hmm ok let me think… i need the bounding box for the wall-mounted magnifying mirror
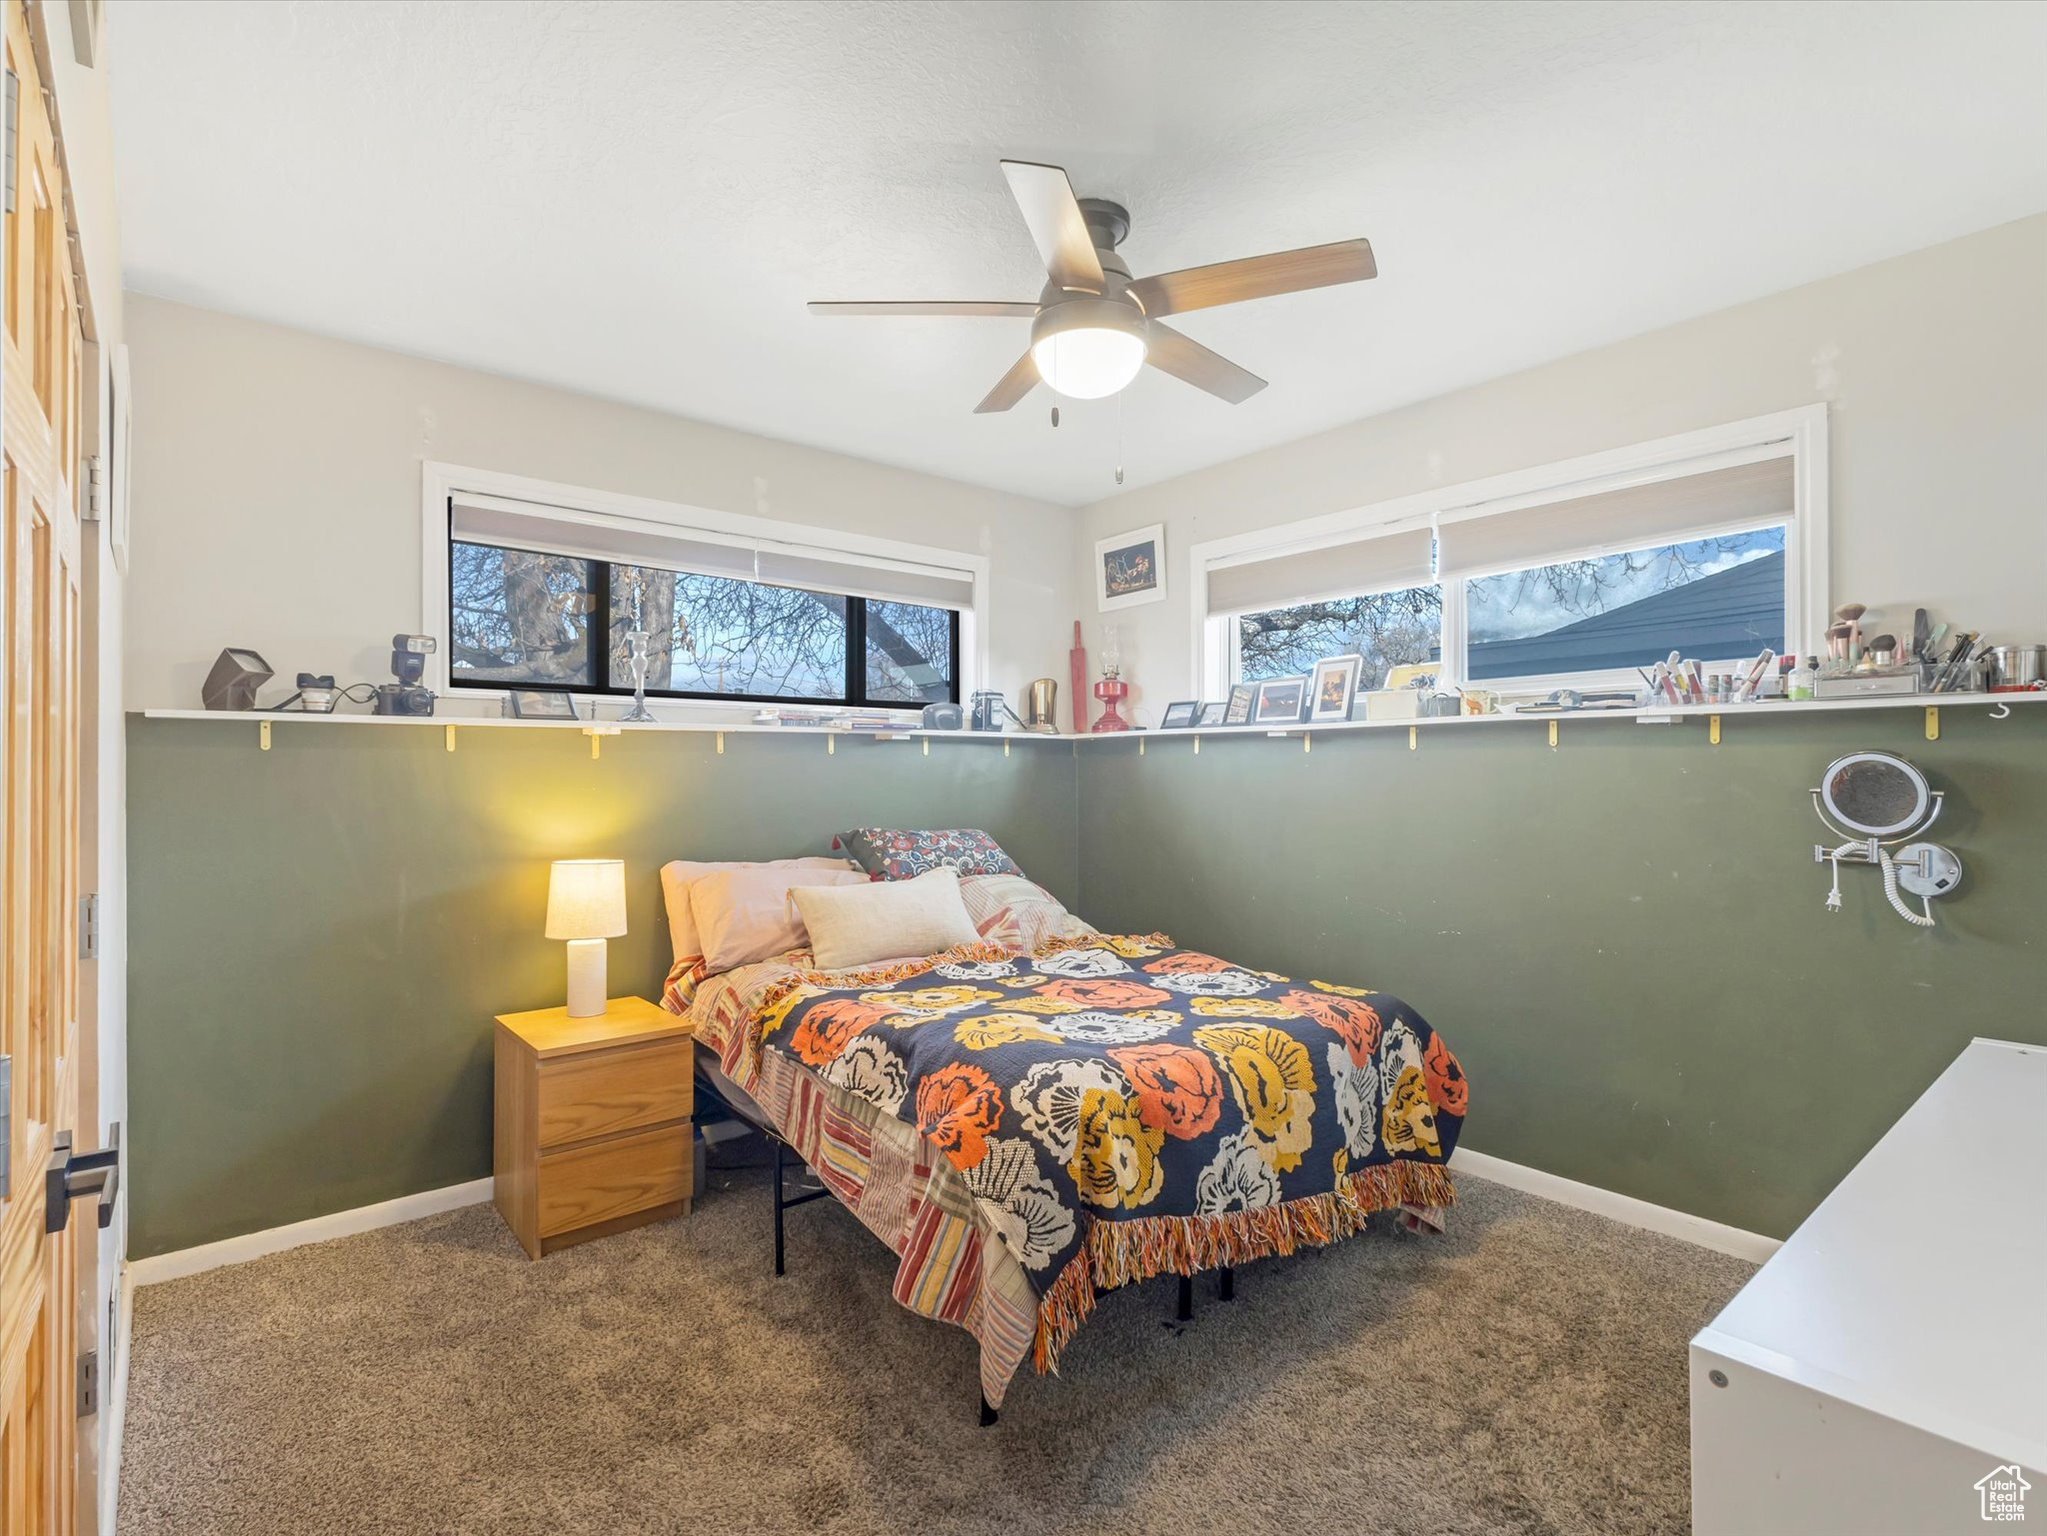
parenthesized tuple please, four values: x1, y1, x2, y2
(1818, 751, 1934, 840)
(1810, 752, 1957, 928)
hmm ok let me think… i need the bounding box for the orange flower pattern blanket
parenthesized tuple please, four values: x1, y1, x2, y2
(756, 934, 1467, 1292)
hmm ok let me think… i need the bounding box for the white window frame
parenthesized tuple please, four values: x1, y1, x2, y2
(419, 461, 991, 714)
(1191, 405, 1828, 699)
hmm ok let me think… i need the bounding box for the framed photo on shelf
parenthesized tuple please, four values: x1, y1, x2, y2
(1308, 653, 1365, 723)
(1251, 676, 1308, 725)
(1223, 683, 1257, 726)
(506, 690, 580, 721)
(1160, 700, 1200, 729)
(1095, 523, 1166, 611)
(1196, 701, 1228, 727)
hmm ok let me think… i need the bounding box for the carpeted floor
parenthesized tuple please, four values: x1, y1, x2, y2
(118, 1152, 1753, 1536)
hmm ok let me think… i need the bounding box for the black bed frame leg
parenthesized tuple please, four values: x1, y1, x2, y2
(978, 1393, 998, 1428)
(1219, 1264, 1235, 1302)
(772, 1136, 786, 1277)
(1177, 1273, 1194, 1322)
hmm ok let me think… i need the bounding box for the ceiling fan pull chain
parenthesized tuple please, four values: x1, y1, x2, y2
(1115, 387, 1125, 486)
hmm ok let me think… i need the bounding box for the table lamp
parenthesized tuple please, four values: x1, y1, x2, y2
(545, 859, 627, 1017)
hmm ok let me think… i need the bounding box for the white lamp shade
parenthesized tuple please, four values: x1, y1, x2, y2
(545, 859, 627, 940)
(1031, 326, 1146, 400)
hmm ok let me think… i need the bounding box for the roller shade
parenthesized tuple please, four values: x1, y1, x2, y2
(1206, 525, 1434, 616)
(449, 492, 977, 611)
(1438, 456, 1793, 579)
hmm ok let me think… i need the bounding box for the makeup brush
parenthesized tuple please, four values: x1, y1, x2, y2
(1835, 603, 1867, 665)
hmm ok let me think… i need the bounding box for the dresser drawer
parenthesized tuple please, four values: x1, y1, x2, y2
(536, 1038, 693, 1148)
(537, 1123, 689, 1239)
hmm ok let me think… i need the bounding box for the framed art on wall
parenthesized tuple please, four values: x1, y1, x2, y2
(506, 689, 580, 720)
(1308, 653, 1365, 723)
(1251, 676, 1307, 724)
(1096, 523, 1166, 611)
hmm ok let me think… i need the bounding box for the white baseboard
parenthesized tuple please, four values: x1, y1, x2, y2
(122, 1153, 1773, 1291)
(1451, 1147, 1783, 1264)
(127, 1177, 495, 1288)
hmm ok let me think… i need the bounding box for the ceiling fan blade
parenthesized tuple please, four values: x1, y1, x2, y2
(973, 351, 1040, 414)
(1144, 323, 1267, 403)
(1127, 238, 1376, 317)
(807, 300, 1038, 318)
(1000, 160, 1105, 293)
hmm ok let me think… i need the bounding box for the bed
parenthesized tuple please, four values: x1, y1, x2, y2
(662, 852, 1466, 1418)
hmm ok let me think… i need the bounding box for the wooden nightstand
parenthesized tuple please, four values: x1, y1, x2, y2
(493, 996, 694, 1258)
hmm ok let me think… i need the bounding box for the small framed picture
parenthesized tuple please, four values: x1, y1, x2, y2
(1160, 700, 1199, 729)
(506, 689, 580, 720)
(1196, 701, 1228, 727)
(1095, 523, 1166, 612)
(1252, 676, 1307, 725)
(1223, 683, 1256, 726)
(1308, 654, 1365, 723)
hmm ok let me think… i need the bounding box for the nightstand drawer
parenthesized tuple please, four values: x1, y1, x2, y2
(537, 1124, 689, 1238)
(536, 1038, 694, 1148)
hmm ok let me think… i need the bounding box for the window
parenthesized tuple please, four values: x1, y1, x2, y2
(1194, 408, 1824, 699)
(428, 472, 980, 711)
(450, 540, 957, 707)
(1238, 584, 1441, 686)
(1465, 527, 1784, 683)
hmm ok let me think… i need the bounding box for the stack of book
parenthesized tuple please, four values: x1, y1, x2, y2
(767, 708, 900, 731)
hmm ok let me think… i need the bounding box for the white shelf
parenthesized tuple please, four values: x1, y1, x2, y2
(133, 690, 2046, 746)
(1075, 690, 2046, 744)
(132, 708, 1070, 743)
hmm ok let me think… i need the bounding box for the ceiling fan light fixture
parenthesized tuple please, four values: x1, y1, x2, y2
(1030, 299, 1147, 400)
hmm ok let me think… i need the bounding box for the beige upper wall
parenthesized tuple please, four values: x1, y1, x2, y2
(1075, 214, 2047, 717)
(122, 295, 1079, 711)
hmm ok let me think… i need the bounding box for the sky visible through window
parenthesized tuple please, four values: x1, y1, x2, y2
(1465, 527, 1786, 644)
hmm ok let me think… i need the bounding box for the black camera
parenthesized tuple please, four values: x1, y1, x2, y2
(373, 634, 438, 716)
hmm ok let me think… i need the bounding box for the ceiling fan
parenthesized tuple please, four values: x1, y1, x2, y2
(807, 160, 1376, 412)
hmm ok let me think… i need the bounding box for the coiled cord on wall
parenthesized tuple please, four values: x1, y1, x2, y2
(1825, 840, 1937, 927)
(1878, 846, 1937, 928)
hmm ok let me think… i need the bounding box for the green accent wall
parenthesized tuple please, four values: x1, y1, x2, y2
(124, 720, 1077, 1258)
(1077, 707, 2047, 1239)
(128, 706, 2047, 1256)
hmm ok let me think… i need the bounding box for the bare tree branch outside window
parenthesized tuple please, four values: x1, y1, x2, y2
(449, 541, 954, 704)
(1239, 584, 1442, 688)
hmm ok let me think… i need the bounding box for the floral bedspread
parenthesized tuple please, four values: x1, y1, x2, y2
(753, 933, 1466, 1365)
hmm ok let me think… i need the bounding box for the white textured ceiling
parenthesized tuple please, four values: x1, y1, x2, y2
(109, 0, 2047, 506)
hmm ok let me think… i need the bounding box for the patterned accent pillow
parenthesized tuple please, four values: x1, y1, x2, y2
(833, 827, 1022, 882)
(958, 874, 1094, 954)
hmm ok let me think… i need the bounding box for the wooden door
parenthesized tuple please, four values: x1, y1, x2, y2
(1, 0, 86, 1528)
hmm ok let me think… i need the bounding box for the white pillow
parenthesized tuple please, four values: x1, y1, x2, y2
(790, 867, 983, 972)
(689, 866, 870, 975)
(660, 856, 855, 965)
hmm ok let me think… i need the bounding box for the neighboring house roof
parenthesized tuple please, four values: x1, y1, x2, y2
(1466, 550, 1785, 680)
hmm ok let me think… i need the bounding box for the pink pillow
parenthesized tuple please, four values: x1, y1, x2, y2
(660, 857, 854, 964)
(689, 866, 869, 974)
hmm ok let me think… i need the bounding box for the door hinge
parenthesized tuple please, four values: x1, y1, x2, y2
(77, 1350, 98, 1418)
(79, 893, 98, 960)
(82, 455, 104, 520)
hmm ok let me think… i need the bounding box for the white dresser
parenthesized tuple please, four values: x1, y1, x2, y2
(1691, 1037, 2045, 1534)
